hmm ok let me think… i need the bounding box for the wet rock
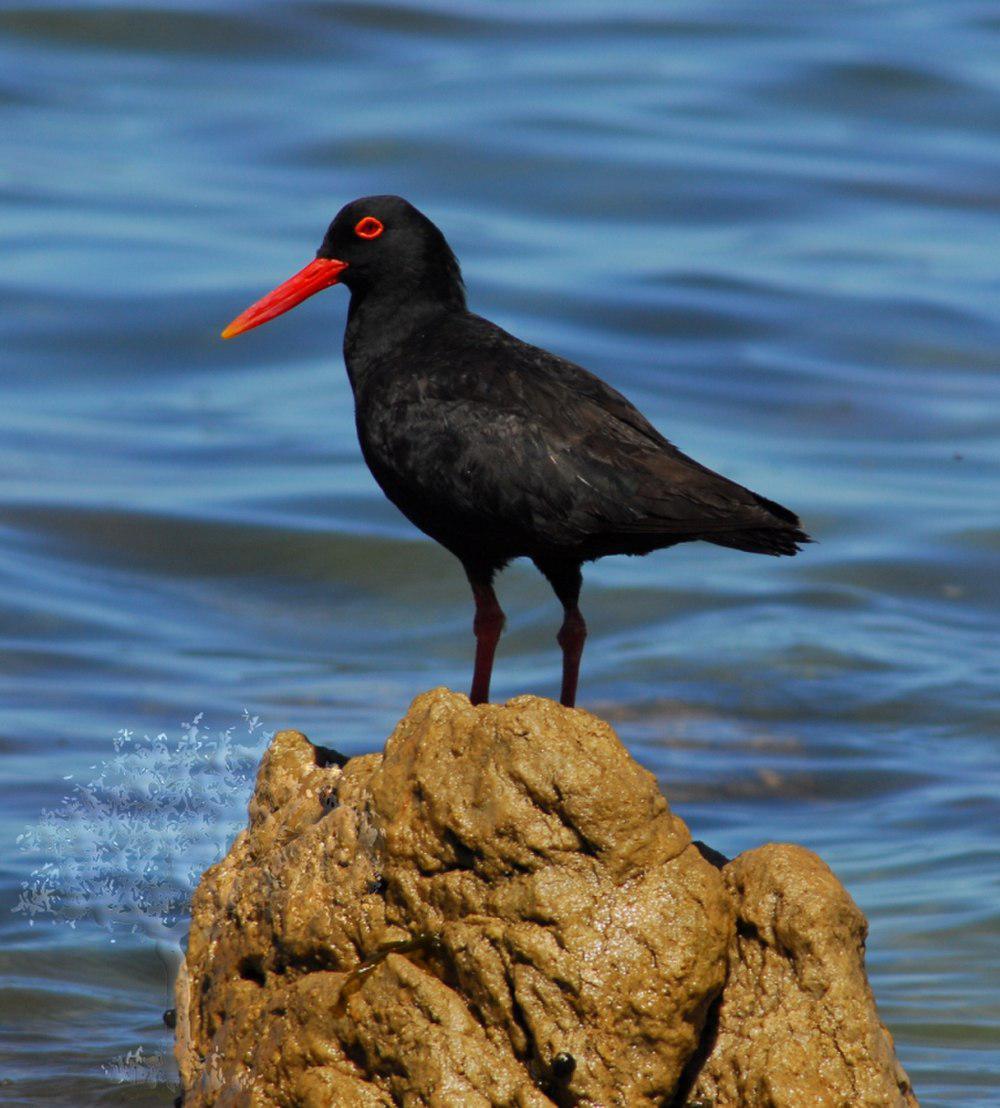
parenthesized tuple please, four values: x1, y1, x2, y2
(175, 689, 915, 1107)
(683, 844, 919, 1108)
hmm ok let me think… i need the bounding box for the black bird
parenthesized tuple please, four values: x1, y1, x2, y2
(222, 196, 809, 708)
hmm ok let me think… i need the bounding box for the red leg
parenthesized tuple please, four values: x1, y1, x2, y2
(534, 560, 587, 707)
(468, 578, 505, 705)
(557, 606, 587, 708)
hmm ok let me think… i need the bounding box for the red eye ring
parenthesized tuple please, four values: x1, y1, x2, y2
(354, 216, 384, 240)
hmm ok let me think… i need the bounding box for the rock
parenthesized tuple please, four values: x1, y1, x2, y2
(682, 845, 919, 1108)
(175, 689, 916, 1107)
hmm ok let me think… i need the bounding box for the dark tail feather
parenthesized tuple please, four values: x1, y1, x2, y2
(711, 492, 812, 556)
(751, 491, 800, 527)
(709, 526, 812, 557)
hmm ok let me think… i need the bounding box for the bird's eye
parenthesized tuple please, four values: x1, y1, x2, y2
(354, 216, 384, 240)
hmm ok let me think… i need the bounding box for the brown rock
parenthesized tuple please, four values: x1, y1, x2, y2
(684, 844, 918, 1108)
(175, 689, 916, 1107)
(175, 690, 731, 1105)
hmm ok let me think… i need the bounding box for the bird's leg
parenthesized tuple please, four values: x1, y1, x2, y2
(535, 560, 587, 708)
(467, 571, 505, 706)
(557, 606, 587, 708)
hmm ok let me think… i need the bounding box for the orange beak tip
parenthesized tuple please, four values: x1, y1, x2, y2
(217, 257, 346, 344)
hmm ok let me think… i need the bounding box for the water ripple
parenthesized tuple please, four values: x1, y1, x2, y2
(1, 1, 997, 1103)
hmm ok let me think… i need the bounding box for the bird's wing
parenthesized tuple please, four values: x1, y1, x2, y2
(405, 315, 802, 550)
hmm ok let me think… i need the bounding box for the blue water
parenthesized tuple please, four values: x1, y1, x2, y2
(1, 2, 998, 1103)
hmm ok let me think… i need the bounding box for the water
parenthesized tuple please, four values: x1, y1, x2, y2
(1, 1, 997, 1102)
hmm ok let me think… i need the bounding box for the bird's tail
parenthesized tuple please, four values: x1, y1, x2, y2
(709, 526, 811, 557)
(708, 492, 812, 556)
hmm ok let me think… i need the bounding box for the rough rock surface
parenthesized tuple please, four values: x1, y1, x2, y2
(684, 845, 918, 1108)
(175, 688, 916, 1107)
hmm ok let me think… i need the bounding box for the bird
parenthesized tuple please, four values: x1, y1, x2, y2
(222, 195, 809, 708)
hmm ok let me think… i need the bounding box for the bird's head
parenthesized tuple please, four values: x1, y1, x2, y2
(221, 195, 464, 340)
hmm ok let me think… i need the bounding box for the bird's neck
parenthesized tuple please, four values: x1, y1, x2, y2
(343, 284, 461, 387)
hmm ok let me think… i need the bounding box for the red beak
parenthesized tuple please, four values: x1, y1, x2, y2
(221, 257, 348, 339)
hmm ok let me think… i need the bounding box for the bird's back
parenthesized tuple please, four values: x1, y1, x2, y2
(351, 311, 809, 566)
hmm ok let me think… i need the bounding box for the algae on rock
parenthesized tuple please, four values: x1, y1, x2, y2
(175, 689, 916, 1107)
